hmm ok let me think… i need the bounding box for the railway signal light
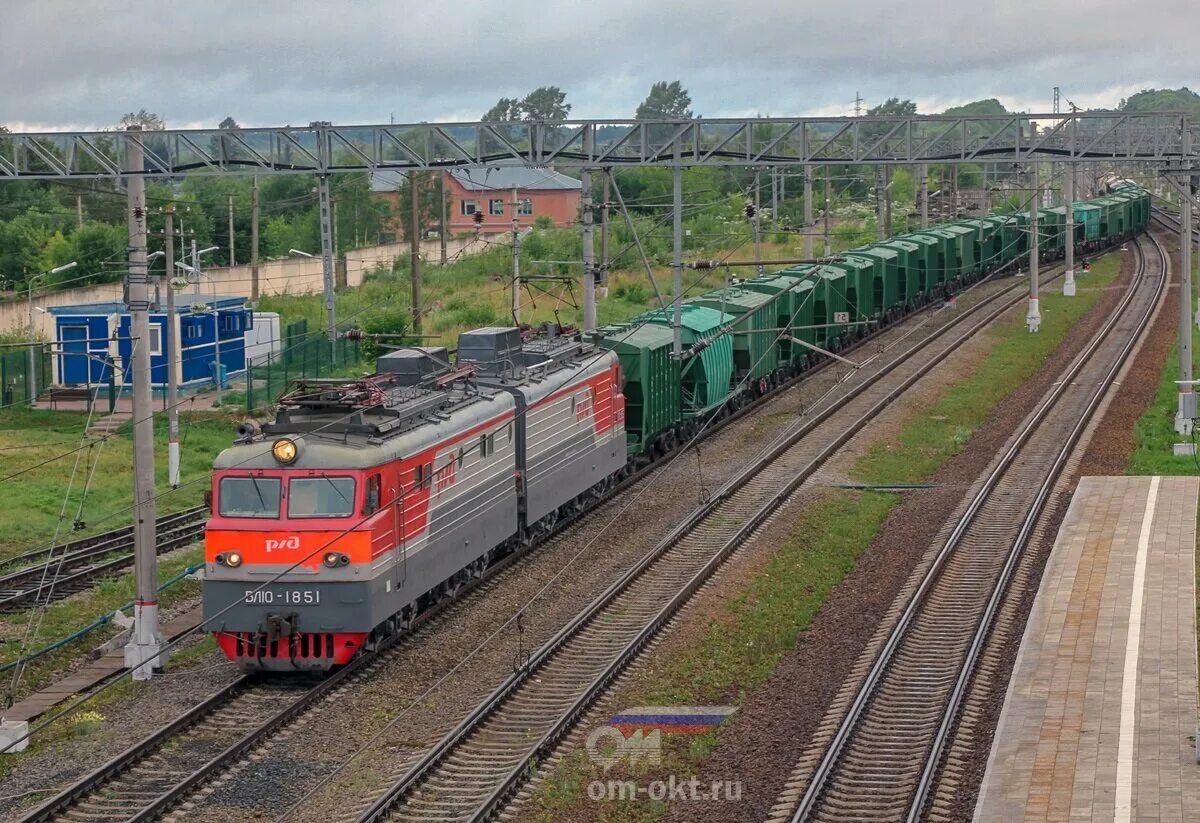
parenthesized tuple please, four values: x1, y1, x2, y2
(744, 201, 757, 220)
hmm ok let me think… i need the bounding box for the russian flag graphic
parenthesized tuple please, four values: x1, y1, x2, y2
(608, 705, 737, 736)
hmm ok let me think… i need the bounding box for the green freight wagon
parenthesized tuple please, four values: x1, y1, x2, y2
(960, 219, 1004, 273)
(992, 213, 1026, 263)
(1091, 197, 1124, 241)
(895, 232, 941, 293)
(813, 265, 852, 347)
(879, 239, 922, 307)
(1037, 208, 1065, 257)
(913, 229, 960, 286)
(845, 246, 905, 316)
(597, 321, 681, 455)
(691, 288, 780, 384)
(637, 304, 735, 416)
(740, 272, 818, 366)
(827, 256, 881, 326)
(1072, 202, 1102, 243)
(940, 224, 979, 279)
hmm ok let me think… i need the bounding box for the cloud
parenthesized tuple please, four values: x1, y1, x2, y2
(3, 0, 1197, 130)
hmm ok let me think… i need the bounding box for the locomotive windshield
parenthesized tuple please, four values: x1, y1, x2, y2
(218, 476, 281, 518)
(287, 477, 356, 518)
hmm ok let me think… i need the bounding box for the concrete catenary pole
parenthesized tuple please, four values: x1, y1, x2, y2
(1026, 165, 1041, 333)
(317, 174, 337, 354)
(123, 127, 167, 680)
(250, 176, 260, 302)
(803, 166, 814, 259)
(581, 127, 597, 332)
(884, 165, 893, 237)
(227, 194, 236, 267)
(875, 165, 886, 240)
(753, 170, 763, 275)
(823, 168, 831, 255)
(919, 163, 929, 228)
(1178, 178, 1195, 434)
(510, 185, 521, 325)
(440, 173, 449, 265)
(1063, 169, 1076, 297)
(164, 204, 180, 487)
(672, 138, 683, 358)
(409, 172, 422, 335)
(600, 169, 610, 294)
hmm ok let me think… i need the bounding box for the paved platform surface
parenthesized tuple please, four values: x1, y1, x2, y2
(975, 476, 1200, 822)
(3, 606, 202, 723)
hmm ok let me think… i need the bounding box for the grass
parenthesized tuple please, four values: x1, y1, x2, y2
(1127, 324, 1200, 475)
(522, 249, 1128, 822)
(0, 407, 238, 558)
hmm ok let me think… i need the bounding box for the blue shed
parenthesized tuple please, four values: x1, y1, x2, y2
(48, 296, 252, 391)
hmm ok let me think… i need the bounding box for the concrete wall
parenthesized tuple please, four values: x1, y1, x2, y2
(3, 235, 496, 338)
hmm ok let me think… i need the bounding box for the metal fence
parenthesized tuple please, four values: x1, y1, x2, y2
(0, 344, 51, 409)
(244, 320, 363, 412)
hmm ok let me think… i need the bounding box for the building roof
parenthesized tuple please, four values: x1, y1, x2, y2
(48, 296, 247, 316)
(371, 163, 581, 194)
(450, 165, 580, 192)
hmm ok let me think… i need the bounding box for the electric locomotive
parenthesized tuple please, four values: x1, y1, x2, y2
(203, 326, 625, 670)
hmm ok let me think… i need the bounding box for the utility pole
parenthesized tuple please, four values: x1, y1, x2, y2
(884, 166, 892, 237)
(439, 173, 448, 265)
(1026, 165, 1041, 333)
(823, 167, 831, 255)
(332, 197, 343, 288)
(672, 138, 683, 357)
(511, 185, 521, 325)
(317, 174, 337, 356)
(409, 172, 422, 335)
(198, 239, 223, 406)
(600, 169, 610, 294)
(771, 167, 779, 230)
(227, 194, 236, 266)
(76, 193, 83, 229)
(250, 176, 260, 302)
(753, 170, 763, 275)
(123, 127, 166, 681)
(951, 165, 959, 219)
(921, 164, 931, 229)
(164, 204, 180, 487)
(1177, 176, 1195, 435)
(875, 165, 886, 240)
(581, 126, 597, 332)
(803, 166, 814, 259)
(1063, 159, 1076, 297)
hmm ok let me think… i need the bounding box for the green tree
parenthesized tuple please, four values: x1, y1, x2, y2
(942, 98, 1009, 117)
(218, 116, 240, 130)
(119, 109, 165, 130)
(482, 97, 523, 122)
(1120, 88, 1200, 115)
(636, 81, 693, 119)
(520, 86, 570, 121)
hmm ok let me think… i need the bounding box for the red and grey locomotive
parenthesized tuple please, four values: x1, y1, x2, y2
(203, 326, 626, 670)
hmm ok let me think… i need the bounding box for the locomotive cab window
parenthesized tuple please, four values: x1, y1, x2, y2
(218, 476, 281, 518)
(364, 474, 381, 515)
(287, 477, 356, 518)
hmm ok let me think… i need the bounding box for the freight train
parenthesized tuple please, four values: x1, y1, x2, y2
(203, 184, 1150, 671)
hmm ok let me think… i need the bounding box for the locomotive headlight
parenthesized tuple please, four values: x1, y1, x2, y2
(323, 551, 350, 568)
(272, 438, 299, 464)
(221, 551, 243, 568)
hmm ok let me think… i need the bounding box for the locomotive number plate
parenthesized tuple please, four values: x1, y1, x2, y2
(833, 311, 850, 324)
(243, 588, 321, 606)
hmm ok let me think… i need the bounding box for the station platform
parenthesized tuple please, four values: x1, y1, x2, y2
(975, 475, 1200, 822)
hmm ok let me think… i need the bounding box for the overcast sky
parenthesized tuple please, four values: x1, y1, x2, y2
(2, 0, 1196, 131)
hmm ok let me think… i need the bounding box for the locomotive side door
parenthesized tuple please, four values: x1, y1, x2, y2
(393, 483, 406, 586)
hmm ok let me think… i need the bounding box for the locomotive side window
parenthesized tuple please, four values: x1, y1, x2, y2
(364, 474, 381, 515)
(218, 476, 281, 518)
(288, 477, 356, 518)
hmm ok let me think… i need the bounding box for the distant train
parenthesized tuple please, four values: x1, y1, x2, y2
(203, 184, 1150, 671)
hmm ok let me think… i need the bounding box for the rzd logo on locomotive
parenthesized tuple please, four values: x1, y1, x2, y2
(265, 535, 301, 552)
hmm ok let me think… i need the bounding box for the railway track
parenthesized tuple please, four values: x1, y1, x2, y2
(774, 233, 1165, 823)
(14, 257, 1081, 823)
(347, 260, 1078, 822)
(0, 508, 207, 612)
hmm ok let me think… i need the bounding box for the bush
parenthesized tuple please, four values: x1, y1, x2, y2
(613, 281, 649, 304)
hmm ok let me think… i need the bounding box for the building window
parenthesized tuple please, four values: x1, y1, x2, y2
(148, 324, 163, 356)
(518, 199, 533, 215)
(461, 199, 477, 216)
(489, 199, 504, 216)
